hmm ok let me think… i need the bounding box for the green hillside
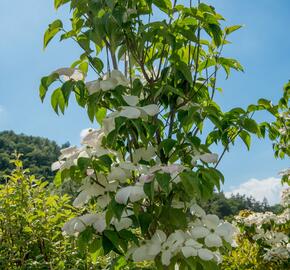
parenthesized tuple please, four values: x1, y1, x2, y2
(0, 130, 68, 182)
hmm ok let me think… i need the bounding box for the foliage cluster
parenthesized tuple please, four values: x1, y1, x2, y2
(0, 156, 96, 270)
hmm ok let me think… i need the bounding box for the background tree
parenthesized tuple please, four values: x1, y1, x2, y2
(0, 130, 69, 182)
(201, 192, 281, 219)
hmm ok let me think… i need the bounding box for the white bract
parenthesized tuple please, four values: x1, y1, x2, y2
(86, 70, 130, 95)
(192, 153, 219, 164)
(111, 210, 133, 231)
(62, 213, 106, 236)
(115, 183, 146, 204)
(51, 146, 82, 171)
(73, 175, 118, 208)
(133, 230, 186, 266)
(102, 100, 159, 135)
(132, 146, 156, 163)
(54, 67, 85, 81)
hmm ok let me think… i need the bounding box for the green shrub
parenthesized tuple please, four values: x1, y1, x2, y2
(0, 156, 93, 269)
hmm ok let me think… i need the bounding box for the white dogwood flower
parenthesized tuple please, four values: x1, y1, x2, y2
(59, 146, 80, 160)
(192, 153, 219, 164)
(191, 226, 210, 239)
(73, 182, 104, 208)
(102, 102, 159, 134)
(132, 230, 185, 266)
(115, 183, 146, 204)
(81, 128, 104, 148)
(54, 67, 85, 81)
(62, 213, 106, 236)
(86, 80, 101, 94)
(198, 248, 214, 261)
(118, 106, 142, 119)
(51, 160, 65, 171)
(103, 116, 116, 135)
(86, 70, 130, 95)
(111, 210, 134, 231)
(202, 215, 236, 247)
(181, 239, 203, 258)
(122, 95, 139, 106)
(132, 146, 156, 163)
(190, 203, 206, 218)
(73, 175, 118, 208)
(51, 146, 82, 171)
(103, 69, 130, 87)
(108, 166, 129, 183)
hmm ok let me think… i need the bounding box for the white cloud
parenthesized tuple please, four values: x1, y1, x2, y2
(225, 177, 286, 205)
(0, 105, 4, 113)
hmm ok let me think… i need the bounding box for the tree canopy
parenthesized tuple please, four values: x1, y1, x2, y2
(0, 130, 68, 182)
(38, 0, 289, 267)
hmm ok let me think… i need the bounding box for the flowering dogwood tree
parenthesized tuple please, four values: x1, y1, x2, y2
(40, 0, 289, 268)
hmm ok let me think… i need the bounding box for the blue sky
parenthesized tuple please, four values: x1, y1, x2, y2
(0, 0, 289, 203)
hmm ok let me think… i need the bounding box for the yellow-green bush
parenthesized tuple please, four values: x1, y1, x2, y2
(0, 156, 93, 269)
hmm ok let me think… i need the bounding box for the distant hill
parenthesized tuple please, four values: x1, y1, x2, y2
(0, 130, 69, 182)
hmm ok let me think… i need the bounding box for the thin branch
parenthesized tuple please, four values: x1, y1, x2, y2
(105, 44, 111, 75)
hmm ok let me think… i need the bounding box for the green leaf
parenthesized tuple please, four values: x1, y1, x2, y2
(88, 239, 103, 264)
(207, 23, 222, 47)
(160, 207, 187, 229)
(39, 73, 59, 102)
(96, 107, 107, 125)
(87, 95, 97, 122)
(164, 85, 186, 98)
(77, 157, 91, 171)
(206, 130, 220, 146)
(79, 61, 89, 74)
(239, 130, 251, 150)
(118, 230, 139, 246)
(152, 0, 172, 13)
(225, 25, 243, 35)
(138, 212, 153, 235)
(258, 98, 272, 109)
(143, 181, 155, 201)
(102, 234, 121, 255)
(77, 228, 93, 252)
(53, 170, 62, 187)
(110, 256, 127, 270)
(185, 257, 197, 269)
(44, 20, 63, 49)
(91, 57, 104, 73)
(54, 0, 69, 9)
(103, 230, 123, 254)
(176, 61, 193, 84)
(199, 260, 219, 270)
(180, 171, 200, 198)
(61, 80, 74, 102)
(242, 118, 259, 134)
(156, 173, 171, 194)
(159, 139, 176, 155)
(51, 88, 66, 114)
(109, 199, 125, 220)
(219, 57, 244, 78)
